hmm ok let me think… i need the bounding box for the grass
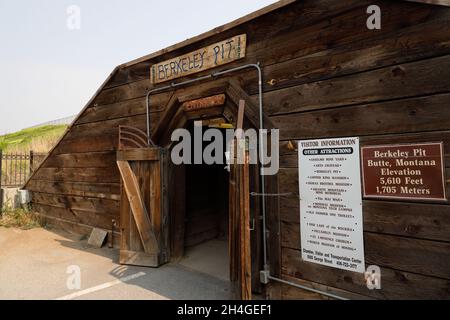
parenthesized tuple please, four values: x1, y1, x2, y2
(0, 207, 41, 230)
(0, 125, 67, 153)
(0, 125, 67, 184)
(0, 126, 63, 228)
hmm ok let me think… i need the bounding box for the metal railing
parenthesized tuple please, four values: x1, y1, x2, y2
(0, 151, 46, 187)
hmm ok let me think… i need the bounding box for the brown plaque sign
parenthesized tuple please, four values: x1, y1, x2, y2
(150, 34, 246, 84)
(361, 142, 446, 201)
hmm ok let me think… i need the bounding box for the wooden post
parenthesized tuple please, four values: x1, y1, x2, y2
(229, 100, 252, 300)
(239, 139, 252, 300)
(14, 152, 17, 186)
(19, 153, 22, 186)
(236, 100, 245, 137)
(4, 153, 7, 187)
(29, 150, 34, 176)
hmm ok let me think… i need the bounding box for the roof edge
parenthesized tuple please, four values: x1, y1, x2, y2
(119, 0, 448, 69)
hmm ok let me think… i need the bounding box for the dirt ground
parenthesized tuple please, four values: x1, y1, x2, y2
(0, 226, 232, 300)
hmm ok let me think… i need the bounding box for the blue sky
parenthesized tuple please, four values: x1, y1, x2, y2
(0, 0, 276, 134)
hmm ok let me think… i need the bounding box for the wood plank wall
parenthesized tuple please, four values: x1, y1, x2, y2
(26, 0, 450, 299)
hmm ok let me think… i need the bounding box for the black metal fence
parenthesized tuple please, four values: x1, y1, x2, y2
(0, 151, 46, 188)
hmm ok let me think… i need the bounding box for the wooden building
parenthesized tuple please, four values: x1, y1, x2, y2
(24, 0, 450, 299)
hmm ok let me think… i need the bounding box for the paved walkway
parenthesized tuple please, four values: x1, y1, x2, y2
(0, 227, 232, 300)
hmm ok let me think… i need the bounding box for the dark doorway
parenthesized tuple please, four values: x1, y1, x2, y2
(179, 122, 230, 281)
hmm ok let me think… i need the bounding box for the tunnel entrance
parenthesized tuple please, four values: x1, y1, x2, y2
(178, 122, 230, 281)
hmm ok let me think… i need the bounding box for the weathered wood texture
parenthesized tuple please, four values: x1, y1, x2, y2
(118, 148, 169, 267)
(268, 0, 450, 299)
(117, 160, 159, 256)
(25, 0, 450, 299)
(151, 34, 247, 84)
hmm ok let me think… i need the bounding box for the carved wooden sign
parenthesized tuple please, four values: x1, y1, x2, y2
(361, 142, 446, 201)
(151, 34, 247, 84)
(182, 94, 226, 112)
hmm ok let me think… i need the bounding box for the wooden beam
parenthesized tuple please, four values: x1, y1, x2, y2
(226, 80, 275, 129)
(151, 93, 181, 143)
(120, 250, 159, 267)
(239, 143, 252, 300)
(117, 148, 160, 161)
(236, 100, 245, 139)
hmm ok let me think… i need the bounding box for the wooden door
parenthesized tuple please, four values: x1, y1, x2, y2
(117, 147, 169, 267)
(229, 137, 252, 300)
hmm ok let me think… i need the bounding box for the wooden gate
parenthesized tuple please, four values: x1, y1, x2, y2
(117, 126, 169, 267)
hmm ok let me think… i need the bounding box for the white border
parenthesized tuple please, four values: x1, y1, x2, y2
(360, 142, 447, 202)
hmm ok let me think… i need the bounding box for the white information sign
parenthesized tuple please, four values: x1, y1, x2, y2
(298, 137, 365, 273)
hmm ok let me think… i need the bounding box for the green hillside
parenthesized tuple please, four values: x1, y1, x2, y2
(0, 125, 67, 153)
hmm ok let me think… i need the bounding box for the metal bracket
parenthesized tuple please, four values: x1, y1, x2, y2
(250, 192, 294, 197)
(260, 270, 270, 284)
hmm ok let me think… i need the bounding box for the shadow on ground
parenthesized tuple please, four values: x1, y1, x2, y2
(49, 227, 232, 300)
